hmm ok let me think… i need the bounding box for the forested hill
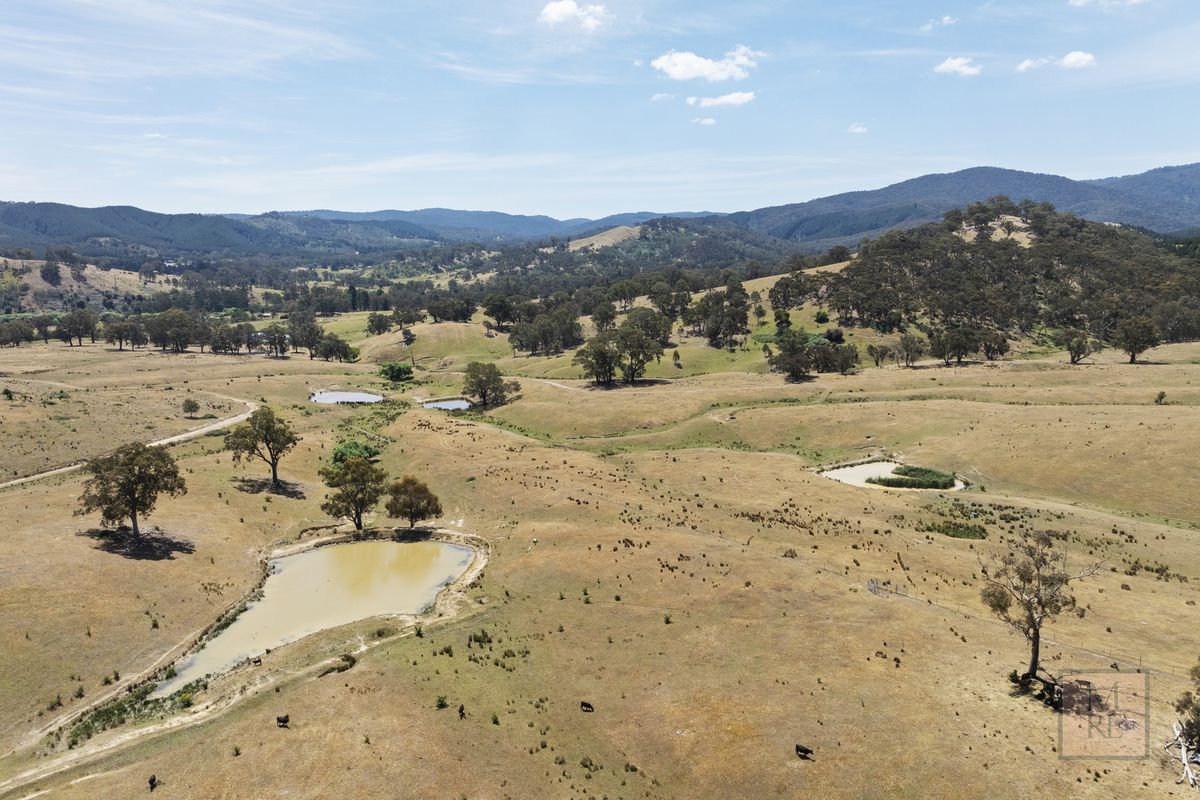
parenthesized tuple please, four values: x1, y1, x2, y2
(267, 209, 717, 242)
(0, 203, 442, 260)
(724, 164, 1200, 252)
(3, 162, 1199, 262)
(820, 197, 1200, 341)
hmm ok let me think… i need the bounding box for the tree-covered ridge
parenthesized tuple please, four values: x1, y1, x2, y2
(825, 198, 1200, 340)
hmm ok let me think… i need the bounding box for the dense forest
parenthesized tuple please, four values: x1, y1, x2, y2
(822, 198, 1200, 340)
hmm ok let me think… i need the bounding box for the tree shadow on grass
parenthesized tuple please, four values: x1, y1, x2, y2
(585, 378, 674, 391)
(232, 477, 307, 500)
(79, 528, 196, 561)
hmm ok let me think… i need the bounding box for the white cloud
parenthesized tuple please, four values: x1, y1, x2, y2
(920, 15, 959, 32)
(651, 44, 764, 81)
(847, 122, 868, 134)
(933, 56, 982, 76)
(537, 1, 612, 31)
(650, 92, 674, 102)
(1059, 50, 1098, 69)
(1016, 52, 1098, 71)
(691, 117, 717, 126)
(1016, 57, 1053, 72)
(686, 91, 755, 108)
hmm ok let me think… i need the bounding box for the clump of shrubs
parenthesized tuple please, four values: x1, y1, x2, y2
(929, 521, 988, 540)
(867, 465, 956, 490)
(331, 439, 381, 465)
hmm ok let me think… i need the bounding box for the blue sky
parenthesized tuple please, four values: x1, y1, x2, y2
(1, 0, 1197, 217)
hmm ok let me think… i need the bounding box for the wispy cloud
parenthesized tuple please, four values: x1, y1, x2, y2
(431, 51, 615, 86)
(1016, 56, 1054, 73)
(1016, 51, 1098, 72)
(650, 92, 674, 102)
(651, 44, 764, 81)
(691, 117, 717, 126)
(848, 122, 868, 135)
(0, 0, 361, 81)
(933, 56, 982, 76)
(920, 15, 959, 32)
(686, 91, 755, 108)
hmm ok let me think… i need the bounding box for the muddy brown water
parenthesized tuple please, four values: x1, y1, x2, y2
(153, 540, 473, 696)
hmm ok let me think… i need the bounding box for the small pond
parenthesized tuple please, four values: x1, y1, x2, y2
(311, 390, 384, 404)
(423, 398, 471, 411)
(820, 460, 965, 490)
(154, 540, 473, 697)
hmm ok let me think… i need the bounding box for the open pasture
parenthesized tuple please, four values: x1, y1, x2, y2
(0, 330, 1198, 799)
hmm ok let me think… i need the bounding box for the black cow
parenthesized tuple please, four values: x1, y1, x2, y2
(276, 714, 290, 728)
(795, 744, 814, 760)
(148, 774, 158, 792)
(580, 701, 594, 713)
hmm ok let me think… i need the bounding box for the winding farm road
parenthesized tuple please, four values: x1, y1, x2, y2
(0, 393, 258, 492)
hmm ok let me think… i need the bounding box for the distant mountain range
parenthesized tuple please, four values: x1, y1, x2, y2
(230, 208, 719, 243)
(724, 164, 1200, 252)
(2, 163, 1198, 259)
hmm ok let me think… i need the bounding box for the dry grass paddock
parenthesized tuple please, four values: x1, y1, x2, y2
(0, 328, 1197, 799)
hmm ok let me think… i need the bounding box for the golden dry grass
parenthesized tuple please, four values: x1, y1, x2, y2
(0, 331, 1197, 799)
(568, 225, 642, 252)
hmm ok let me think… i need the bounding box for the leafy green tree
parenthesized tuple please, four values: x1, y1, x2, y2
(1152, 301, 1200, 344)
(866, 343, 891, 367)
(104, 318, 144, 351)
(689, 283, 749, 349)
(611, 279, 640, 310)
(463, 362, 519, 408)
(40, 262, 62, 287)
(613, 325, 663, 384)
(1058, 329, 1100, 364)
(572, 332, 621, 386)
(385, 476, 443, 528)
(591, 301, 617, 333)
(379, 362, 413, 382)
(622, 307, 672, 345)
(482, 294, 517, 330)
(260, 323, 290, 357)
(288, 312, 324, 358)
(1110, 316, 1160, 363)
(366, 312, 392, 336)
(980, 331, 1010, 361)
(316, 332, 358, 362)
(58, 308, 99, 347)
(77, 443, 187, 537)
(182, 398, 200, 417)
(894, 333, 927, 367)
(769, 329, 817, 381)
(320, 457, 388, 531)
(224, 407, 300, 489)
(980, 532, 1098, 683)
(929, 326, 980, 366)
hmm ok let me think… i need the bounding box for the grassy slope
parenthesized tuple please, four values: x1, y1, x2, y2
(0, 324, 1198, 799)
